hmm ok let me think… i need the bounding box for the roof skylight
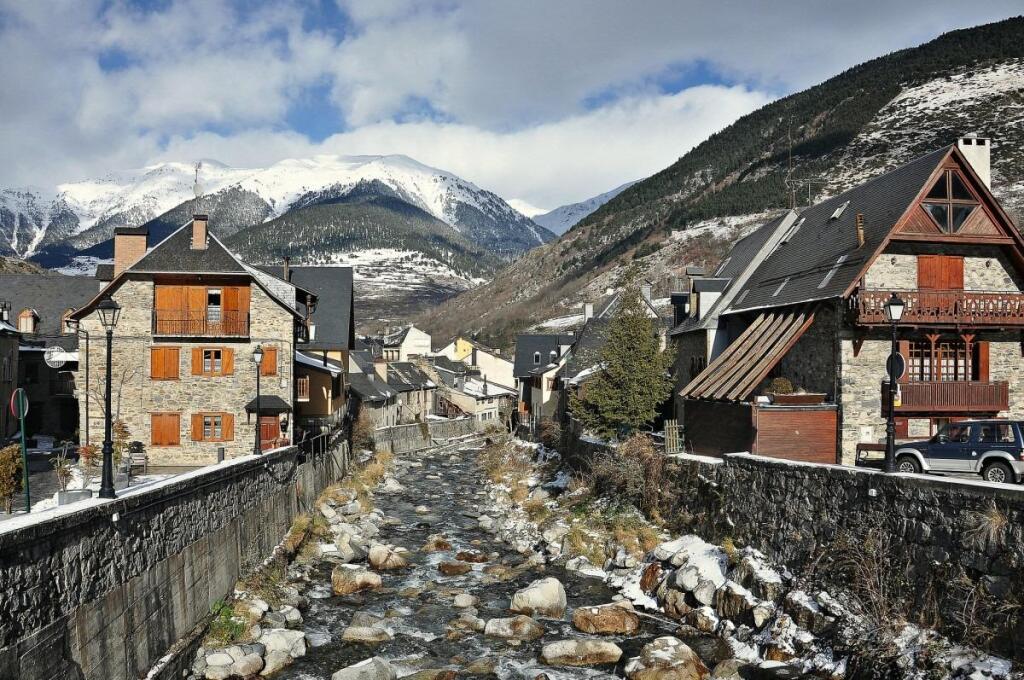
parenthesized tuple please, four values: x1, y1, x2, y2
(830, 201, 850, 221)
(772, 277, 790, 297)
(818, 254, 849, 289)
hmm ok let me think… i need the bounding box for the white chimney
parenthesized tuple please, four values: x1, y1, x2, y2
(641, 283, 653, 303)
(583, 303, 594, 322)
(958, 134, 991, 189)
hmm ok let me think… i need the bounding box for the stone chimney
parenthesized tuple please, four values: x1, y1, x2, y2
(583, 303, 594, 322)
(283, 256, 291, 282)
(113, 226, 148, 276)
(374, 357, 388, 381)
(957, 134, 991, 188)
(855, 213, 865, 248)
(191, 214, 208, 250)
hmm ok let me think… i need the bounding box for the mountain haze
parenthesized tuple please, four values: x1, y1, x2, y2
(418, 17, 1024, 348)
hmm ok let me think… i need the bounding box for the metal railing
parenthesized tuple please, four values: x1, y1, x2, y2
(152, 311, 249, 337)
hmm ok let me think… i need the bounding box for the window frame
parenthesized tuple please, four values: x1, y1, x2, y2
(202, 348, 223, 376)
(921, 169, 979, 234)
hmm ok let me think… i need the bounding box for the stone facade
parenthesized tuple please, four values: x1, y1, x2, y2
(862, 248, 1023, 292)
(863, 253, 917, 289)
(0, 441, 349, 680)
(774, 301, 839, 396)
(373, 417, 480, 455)
(77, 280, 294, 466)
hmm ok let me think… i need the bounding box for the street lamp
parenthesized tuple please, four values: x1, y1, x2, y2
(883, 292, 906, 474)
(96, 297, 121, 499)
(252, 344, 264, 455)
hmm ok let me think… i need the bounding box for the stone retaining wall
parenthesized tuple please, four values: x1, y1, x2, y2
(0, 441, 350, 680)
(373, 417, 482, 454)
(663, 452, 1024, 658)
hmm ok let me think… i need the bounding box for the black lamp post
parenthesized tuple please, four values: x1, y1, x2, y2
(252, 344, 264, 455)
(96, 297, 121, 498)
(883, 292, 906, 473)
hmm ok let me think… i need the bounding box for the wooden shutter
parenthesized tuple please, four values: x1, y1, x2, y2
(151, 347, 164, 379)
(151, 347, 180, 380)
(261, 346, 278, 376)
(223, 413, 234, 441)
(897, 340, 911, 383)
(222, 348, 234, 375)
(191, 413, 204, 441)
(918, 255, 964, 290)
(192, 348, 203, 375)
(152, 413, 181, 446)
(977, 341, 990, 382)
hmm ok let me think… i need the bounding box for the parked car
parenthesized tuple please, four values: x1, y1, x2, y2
(894, 420, 1024, 484)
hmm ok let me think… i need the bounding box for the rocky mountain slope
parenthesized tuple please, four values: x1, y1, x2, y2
(3, 154, 554, 263)
(418, 17, 1024, 348)
(531, 181, 637, 235)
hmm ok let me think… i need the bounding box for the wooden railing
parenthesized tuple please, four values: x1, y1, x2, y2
(852, 289, 1024, 326)
(153, 311, 249, 337)
(297, 376, 310, 402)
(881, 380, 1009, 414)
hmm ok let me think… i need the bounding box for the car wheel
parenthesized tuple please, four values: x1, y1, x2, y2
(896, 455, 921, 474)
(982, 461, 1014, 484)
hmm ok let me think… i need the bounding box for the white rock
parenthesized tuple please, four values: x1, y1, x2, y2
(260, 650, 292, 676)
(280, 604, 303, 627)
(414, 505, 430, 514)
(565, 556, 607, 579)
(229, 653, 264, 677)
(204, 652, 233, 667)
(454, 593, 478, 608)
(753, 601, 776, 628)
(510, 577, 567, 618)
(624, 636, 708, 679)
(258, 629, 306, 658)
(332, 656, 398, 680)
(483, 615, 545, 640)
(540, 639, 623, 666)
(689, 605, 720, 634)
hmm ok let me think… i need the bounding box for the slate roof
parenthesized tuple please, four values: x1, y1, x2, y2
(727, 147, 949, 314)
(244, 395, 292, 414)
(348, 372, 395, 403)
(513, 334, 575, 378)
(350, 350, 376, 374)
(563, 319, 609, 382)
(129, 221, 247, 274)
(259, 265, 354, 351)
(693, 278, 729, 293)
(383, 327, 410, 347)
(95, 264, 114, 282)
(0, 273, 99, 350)
(387, 362, 435, 392)
(431, 355, 468, 375)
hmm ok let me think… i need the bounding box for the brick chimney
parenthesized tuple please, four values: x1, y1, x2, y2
(113, 226, 148, 276)
(374, 356, 388, 381)
(191, 214, 208, 250)
(957, 134, 991, 188)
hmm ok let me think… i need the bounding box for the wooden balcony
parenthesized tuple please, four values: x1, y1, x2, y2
(297, 376, 310, 402)
(152, 311, 249, 337)
(852, 289, 1024, 327)
(881, 380, 1009, 415)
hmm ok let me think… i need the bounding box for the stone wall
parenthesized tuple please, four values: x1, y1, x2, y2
(77, 280, 294, 466)
(0, 442, 349, 680)
(863, 253, 917, 289)
(671, 331, 707, 422)
(663, 452, 1024, 659)
(373, 417, 482, 454)
(862, 249, 1023, 292)
(775, 301, 839, 396)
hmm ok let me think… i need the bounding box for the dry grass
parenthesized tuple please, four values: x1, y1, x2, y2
(238, 563, 287, 607)
(610, 514, 661, 556)
(523, 496, 551, 524)
(965, 500, 1008, 548)
(564, 524, 607, 566)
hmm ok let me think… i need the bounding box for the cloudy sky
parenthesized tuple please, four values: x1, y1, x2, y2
(0, 1, 1020, 212)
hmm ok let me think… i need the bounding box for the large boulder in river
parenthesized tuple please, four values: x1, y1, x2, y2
(625, 637, 708, 680)
(572, 600, 640, 635)
(332, 657, 397, 680)
(367, 544, 410, 571)
(483, 615, 545, 640)
(422, 533, 452, 552)
(331, 565, 382, 595)
(510, 577, 567, 618)
(540, 640, 623, 666)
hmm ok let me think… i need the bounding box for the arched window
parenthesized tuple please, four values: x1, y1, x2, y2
(17, 309, 36, 334)
(922, 169, 979, 234)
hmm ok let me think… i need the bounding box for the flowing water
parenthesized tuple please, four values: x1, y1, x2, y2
(272, 444, 722, 679)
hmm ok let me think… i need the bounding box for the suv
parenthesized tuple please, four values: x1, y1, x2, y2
(895, 420, 1024, 484)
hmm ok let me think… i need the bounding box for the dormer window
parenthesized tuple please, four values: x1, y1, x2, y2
(17, 309, 36, 333)
(549, 350, 557, 363)
(922, 169, 978, 233)
(533, 352, 541, 365)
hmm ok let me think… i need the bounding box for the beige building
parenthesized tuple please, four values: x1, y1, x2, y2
(70, 216, 314, 466)
(436, 336, 515, 390)
(381, 325, 431, 361)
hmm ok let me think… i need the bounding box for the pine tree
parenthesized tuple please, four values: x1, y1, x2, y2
(569, 270, 675, 440)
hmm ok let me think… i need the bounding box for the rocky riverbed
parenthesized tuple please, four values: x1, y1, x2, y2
(184, 437, 1017, 680)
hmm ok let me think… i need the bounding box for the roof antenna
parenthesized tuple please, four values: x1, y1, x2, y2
(193, 161, 204, 212)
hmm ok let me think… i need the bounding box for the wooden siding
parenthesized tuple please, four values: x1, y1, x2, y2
(752, 405, 837, 464)
(683, 400, 753, 456)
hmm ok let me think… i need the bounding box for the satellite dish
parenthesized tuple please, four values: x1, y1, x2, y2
(44, 346, 66, 369)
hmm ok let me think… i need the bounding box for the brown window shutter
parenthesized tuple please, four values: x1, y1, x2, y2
(151, 413, 163, 445)
(168, 413, 180, 445)
(897, 340, 911, 383)
(222, 348, 234, 375)
(191, 413, 204, 441)
(261, 346, 278, 376)
(977, 341, 990, 382)
(192, 348, 203, 375)
(223, 413, 234, 441)
(167, 348, 180, 379)
(151, 348, 163, 379)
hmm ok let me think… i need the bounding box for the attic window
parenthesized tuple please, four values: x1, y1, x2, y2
(735, 289, 750, 306)
(17, 309, 36, 334)
(818, 254, 849, 289)
(533, 352, 541, 365)
(830, 201, 849, 221)
(772, 278, 790, 297)
(922, 169, 978, 233)
(714, 257, 732, 276)
(549, 350, 557, 363)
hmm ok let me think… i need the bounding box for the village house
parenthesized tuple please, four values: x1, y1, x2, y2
(435, 336, 515, 390)
(385, 360, 436, 423)
(674, 136, 1024, 466)
(0, 274, 96, 444)
(513, 333, 575, 423)
(69, 216, 315, 466)
(425, 356, 516, 422)
(347, 350, 400, 427)
(380, 325, 431, 361)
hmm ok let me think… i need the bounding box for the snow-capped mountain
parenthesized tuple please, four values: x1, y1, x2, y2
(1, 154, 555, 260)
(531, 181, 637, 235)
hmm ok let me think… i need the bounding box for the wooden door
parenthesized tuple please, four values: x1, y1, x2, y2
(154, 285, 185, 334)
(918, 255, 963, 290)
(187, 286, 207, 334)
(259, 416, 279, 451)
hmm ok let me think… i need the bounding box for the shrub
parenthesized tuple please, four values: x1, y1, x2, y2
(78, 444, 99, 488)
(0, 444, 23, 514)
(352, 410, 375, 451)
(588, 435, 664, 516)
(206, 599, 248, 646)
(767, 376, 794, 394)
(52, 444, 74, 492)
(539, 420, 562, 450)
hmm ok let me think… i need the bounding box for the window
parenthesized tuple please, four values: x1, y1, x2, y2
(549, 350, 557, 363)
(533, 352, 541, 365)
(975, 422, 1014, 444)
(939, 423, 971, 443)
(260, 346, 278, 376)
(830, 201, 849, 221)
(772, 277, 789, 297)
(151, 347, 180, 380)
(922, 169, 978, 233)
(192, 347, 234, 376)
(819, 254, 848, 289)
(206, 288, 222, 323)
(17, 309, 35, 333)
(191, 412, 234, 442)
(906, 340, 979, 382)
(151, 412, 181, 447)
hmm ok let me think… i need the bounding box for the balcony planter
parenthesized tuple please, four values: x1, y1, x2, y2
(768, 392, 827, 405)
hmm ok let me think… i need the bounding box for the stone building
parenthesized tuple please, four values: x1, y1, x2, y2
(673, 137, 1024, 468)
(380, 325, 431, 362)
(69, 216, 315, 466)
(435, 336, 515, 391)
